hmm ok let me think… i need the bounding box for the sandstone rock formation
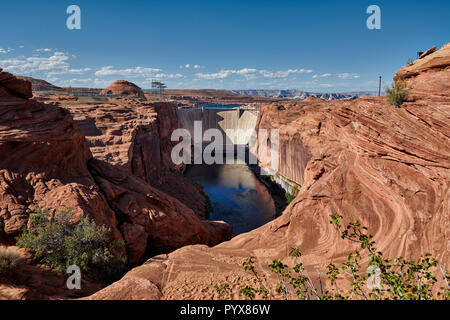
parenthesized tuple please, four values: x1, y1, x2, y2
(395, 43, 450, 105)
(0, 68, 117, 244)
(0, 68, 231, 276)
(88, 159, 231, 263)
(88, 44, 449, 300)
(0, 246, 101, 299)
(231, 89, 378, 100)
(62, 99, 213, 219)
(419, 46, 437, 59)
(100, 80, 146, 99)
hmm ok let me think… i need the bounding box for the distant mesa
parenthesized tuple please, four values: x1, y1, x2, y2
(100, 80, 146, 99)
(15, 75, 63, 92)
(303, 95, 323, 102)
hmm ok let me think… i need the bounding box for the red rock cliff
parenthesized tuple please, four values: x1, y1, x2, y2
(0, 69, 232, 272)
(65, 99, 213, 219)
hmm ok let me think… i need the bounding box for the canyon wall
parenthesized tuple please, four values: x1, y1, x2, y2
(253, 105, 312, 193)
(65, 100, 212, 219)
(0, 69, 119, 244)
(89, 43, 450, 300)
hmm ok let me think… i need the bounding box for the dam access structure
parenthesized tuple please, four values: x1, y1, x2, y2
(176, 106, 301, 196)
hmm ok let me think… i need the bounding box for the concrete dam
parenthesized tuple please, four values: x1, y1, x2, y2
(176, 106, 301, 197)
(177, 107, 258, 145)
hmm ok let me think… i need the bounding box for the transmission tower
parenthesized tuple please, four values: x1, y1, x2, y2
(151, 80, 166, 100)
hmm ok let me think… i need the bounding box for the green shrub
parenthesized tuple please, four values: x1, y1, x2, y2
(285, 192, 296, 204)
(0, 246, 24, 277)
(386, 81, 410, 107)
(16, 208, 127, 284)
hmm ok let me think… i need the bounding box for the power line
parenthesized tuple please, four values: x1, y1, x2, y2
(151, 80, 166, 100)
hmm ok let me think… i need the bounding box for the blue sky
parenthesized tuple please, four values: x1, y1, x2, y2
(0, 0, 448, 91)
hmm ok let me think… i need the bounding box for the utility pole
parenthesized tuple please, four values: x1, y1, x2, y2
(378, 76, 382, 96)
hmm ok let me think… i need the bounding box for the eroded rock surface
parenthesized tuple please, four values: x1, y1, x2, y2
(0, 68, 117, 244)
(63, 99, 213, 219)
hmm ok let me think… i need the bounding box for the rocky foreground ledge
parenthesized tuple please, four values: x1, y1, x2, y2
(87, 44, 449, 299)
(0, 68, 231, 299)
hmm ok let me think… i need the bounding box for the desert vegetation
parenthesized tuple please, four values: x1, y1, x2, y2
(16, 208, 127, 284)
(217, 214, 449, 300)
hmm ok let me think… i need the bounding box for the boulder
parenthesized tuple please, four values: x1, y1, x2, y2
(419, 46, 437, 59)
(0, 70, 32, 99)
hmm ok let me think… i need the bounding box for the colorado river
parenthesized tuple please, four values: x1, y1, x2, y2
(185, 163, 276, 235)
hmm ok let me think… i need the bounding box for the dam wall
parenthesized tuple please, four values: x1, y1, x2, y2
(177, 108, 258, 145)
(177, 107, 303, 195)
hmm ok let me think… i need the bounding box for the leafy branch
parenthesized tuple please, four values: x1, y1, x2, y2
(216, 213, 449, 300)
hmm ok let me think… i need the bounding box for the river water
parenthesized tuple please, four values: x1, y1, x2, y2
(185, 163, 276, 235)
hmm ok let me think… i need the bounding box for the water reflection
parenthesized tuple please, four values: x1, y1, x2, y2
(185, 163, 276, 235)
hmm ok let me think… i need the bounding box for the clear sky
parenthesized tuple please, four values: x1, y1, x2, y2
(0, 0, 448, 91)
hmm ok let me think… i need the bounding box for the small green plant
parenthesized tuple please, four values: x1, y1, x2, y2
(0, 246, 24, 277)
(16, 208, 127, 284)
(215, 283, 233, 299)
(386, 81, 410, 107)
(216, 283, 230, 293)
(285, 192, 296, 204)
(224, 214, 449, 300)
(239, 256, 271, 300)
